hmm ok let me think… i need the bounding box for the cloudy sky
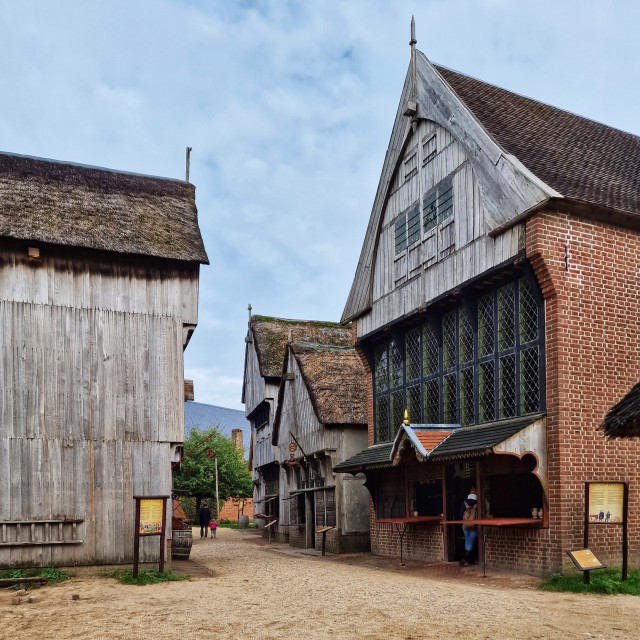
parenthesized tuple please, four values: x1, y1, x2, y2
(1, 1, 638, 410)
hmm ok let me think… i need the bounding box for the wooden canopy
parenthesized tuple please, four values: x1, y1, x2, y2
(601, 381, 640, 438)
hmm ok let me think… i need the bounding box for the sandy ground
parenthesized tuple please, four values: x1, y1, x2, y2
(3, 527, 640, 640)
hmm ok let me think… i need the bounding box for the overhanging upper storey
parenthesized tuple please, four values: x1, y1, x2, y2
(343, 50, 640, 328)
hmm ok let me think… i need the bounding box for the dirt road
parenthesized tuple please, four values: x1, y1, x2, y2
(3, 527, 639, 639)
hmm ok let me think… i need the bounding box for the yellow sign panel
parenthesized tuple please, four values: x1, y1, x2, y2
(139, 499, 164, 535)
(588, 483, 624, 523)
(567, 549, 606, 571)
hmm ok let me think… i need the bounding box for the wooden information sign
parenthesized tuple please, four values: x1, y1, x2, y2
(567, 548, 606, 572)
(133, 495, 168, 577)
(583, 482, 628, 583)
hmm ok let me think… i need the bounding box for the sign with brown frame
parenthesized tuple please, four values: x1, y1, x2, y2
(583, 482, 628, 583)
(133, 495, 169, 577)
(567, 548, 606, 572)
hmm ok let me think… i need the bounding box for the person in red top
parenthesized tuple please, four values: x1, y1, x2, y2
(210, 519, 217, 539)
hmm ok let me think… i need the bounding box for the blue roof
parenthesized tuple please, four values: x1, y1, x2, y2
(184, 402, 251, 455)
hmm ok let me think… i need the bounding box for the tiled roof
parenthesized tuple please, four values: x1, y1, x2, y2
(429, 414, 545, 460)
(416, 431, 453, 452)
(435, 65, 640, 217)
(601, 381, 640, 438)
(185, 401, 251, 453)
(333, 443, 393, 473)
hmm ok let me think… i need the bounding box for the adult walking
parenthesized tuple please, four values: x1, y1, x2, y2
(199, 502, 212, 538)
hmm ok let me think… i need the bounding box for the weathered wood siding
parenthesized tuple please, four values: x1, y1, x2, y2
(358, 119, 522, 337)
(0, 248, 198, 567)
(243, 336, 268, 419)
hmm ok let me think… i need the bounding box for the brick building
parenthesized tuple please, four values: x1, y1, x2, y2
(334, 42, 640, 576)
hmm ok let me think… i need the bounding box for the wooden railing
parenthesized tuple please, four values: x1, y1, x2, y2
(0, 519, 84, 547)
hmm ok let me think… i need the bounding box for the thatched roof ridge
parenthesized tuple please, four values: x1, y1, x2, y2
(250, 315, 352, 379)
(291, 341, 367, 426)
(0, 151, 208, 264)
(601, 381, 640, 438)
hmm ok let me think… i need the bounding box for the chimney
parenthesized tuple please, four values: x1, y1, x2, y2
(231, 429, 244, 452)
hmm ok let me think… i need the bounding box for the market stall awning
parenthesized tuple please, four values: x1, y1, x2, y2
(332, 443, 393, 474)
(391, 424, 457, 464)
(428, 414, 545, 461)
(601, 381, 640, 438)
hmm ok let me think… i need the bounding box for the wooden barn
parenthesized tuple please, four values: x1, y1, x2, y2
(243, 313, 369, 546)
(335, 35, 640, 576)
(272, 339, 370, 553)
(0, 152, 207, 568)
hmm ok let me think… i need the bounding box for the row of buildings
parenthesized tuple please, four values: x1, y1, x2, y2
(244, 46, 640, 576)
(1, 38, 639, 577)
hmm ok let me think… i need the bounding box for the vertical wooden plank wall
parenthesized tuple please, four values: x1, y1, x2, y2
(0, 250, 196, 567)
(360, 119, 522, 337)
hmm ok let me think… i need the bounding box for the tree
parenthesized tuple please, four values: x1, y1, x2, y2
(173, 427, 253, 518)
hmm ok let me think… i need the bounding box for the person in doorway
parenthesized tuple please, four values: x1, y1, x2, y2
(199, 503, 212, 538)
(210, 518, 217, 539)
(459, 488, 478, 567)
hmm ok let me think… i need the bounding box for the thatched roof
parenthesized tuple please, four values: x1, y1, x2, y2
(249, 315, 352, 379)
(291, 341, 368, 426)
(0, 151, 208, 264)
(601, 381, 640, 438)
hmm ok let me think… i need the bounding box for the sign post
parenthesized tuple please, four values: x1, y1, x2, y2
(133, 495, 169, 577)
(583, 482, 628, 583)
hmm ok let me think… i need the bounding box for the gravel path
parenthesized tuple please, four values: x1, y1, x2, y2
(4, 527, 640, 639)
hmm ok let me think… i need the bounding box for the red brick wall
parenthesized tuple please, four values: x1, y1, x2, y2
(524, 211, 640, 573)
(219, 498, 254, 522)
(353, 211, 640, 576)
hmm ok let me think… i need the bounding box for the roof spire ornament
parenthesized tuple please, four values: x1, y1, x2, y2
(403, 15, 418, 124)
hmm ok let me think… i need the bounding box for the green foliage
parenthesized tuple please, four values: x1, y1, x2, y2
(173, 427, 253, 513)
(0, 566, 69, 586)
(539, 569, 640, 595)
(112, 570, 189, 585)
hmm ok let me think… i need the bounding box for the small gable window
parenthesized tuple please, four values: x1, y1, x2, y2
(423, 179, 453, 233)
(422, 134, 437, 166)
(394, 202, 421, 256)
(403, 146, 418, 182)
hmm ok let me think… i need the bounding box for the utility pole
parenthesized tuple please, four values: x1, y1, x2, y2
(215, 456, 220, 519)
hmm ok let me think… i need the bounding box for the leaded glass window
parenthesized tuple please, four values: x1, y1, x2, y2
(498, 283, 515, 350)
(459, 307, 473, 364)
(499, 354, 517, 418)
(407, 203, 421, 246)
(460, 367, 474, 426)
(519, 279, 538, 344)
(443, 373, 457, 423)
(374, 344, 388, 393)
(424, 378, 440, 424)
(521, 346, 540, 414)
(479, 360, 496, 422)
(478, 293, 495, 357)
(423, 324, 439, 376)
(442, 311, 457, 370)
(371, 274, 544, 443)
(406, 328, 421, 382)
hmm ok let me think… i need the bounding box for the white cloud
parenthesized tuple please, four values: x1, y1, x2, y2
(1, 0, 638, 410)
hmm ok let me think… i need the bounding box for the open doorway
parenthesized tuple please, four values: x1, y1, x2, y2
(446, 463, 476, 562)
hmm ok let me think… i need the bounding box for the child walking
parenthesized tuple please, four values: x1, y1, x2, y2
(210, 518, 217, 539)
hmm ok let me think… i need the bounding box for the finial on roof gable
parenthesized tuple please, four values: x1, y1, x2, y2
(403, 16, 418, 122)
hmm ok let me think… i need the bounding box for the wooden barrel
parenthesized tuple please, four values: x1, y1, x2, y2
(171, 528, 193, 560)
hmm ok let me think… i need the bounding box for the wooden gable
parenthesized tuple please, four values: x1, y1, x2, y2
(343, 52, 558, 329)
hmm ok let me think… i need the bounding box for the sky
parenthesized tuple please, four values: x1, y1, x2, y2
(1, 1, 638, 411)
